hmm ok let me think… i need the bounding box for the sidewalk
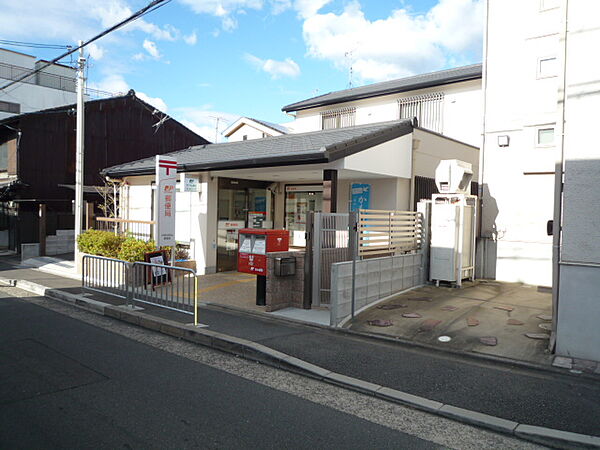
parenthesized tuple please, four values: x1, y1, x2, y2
(1, 259, 599, 447)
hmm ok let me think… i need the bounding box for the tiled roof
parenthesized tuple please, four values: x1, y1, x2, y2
(282, 64, 482, 112)
(104, 119, 414, 177)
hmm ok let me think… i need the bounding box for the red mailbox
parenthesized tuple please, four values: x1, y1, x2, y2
(237, 229, 289, 275)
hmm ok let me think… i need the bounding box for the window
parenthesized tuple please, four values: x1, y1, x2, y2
(321, 107, 356, 130)
(537, 127, 555, 146)
(242, 135, 248, 141)
(537, 56, 558, 79)
(0, 101, 20, 114)
(0, 138, 16, 173)
(398, 92, 444, 133)
(540, 0, 560, 11)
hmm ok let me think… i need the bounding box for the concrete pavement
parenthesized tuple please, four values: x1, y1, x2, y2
(1, 259, 599, 448)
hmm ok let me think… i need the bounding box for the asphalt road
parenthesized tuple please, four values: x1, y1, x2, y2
(189, 306, 600, 437)
(0, 288, 445, 450)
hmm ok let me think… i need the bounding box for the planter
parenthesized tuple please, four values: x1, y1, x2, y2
(174, 260, 197, 273)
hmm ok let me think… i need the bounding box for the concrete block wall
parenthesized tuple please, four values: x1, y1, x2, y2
(266, 251, 305, 312)
(330, 252, 425, 326)
(45, 230, 75, 256)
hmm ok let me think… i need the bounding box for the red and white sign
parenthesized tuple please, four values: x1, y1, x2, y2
(155, 156, 177, 246)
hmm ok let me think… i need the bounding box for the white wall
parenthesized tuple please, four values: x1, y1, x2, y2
(0, 48, 78, 120)
(342, 134, 412, 178)
(123, 173, 217, 275)
(285, 79, 482, 147)
(413, 129, 479, 180)
(227, 124, 269, 142)
(480, 0, 562, 286)
(555, 0, 600, 361)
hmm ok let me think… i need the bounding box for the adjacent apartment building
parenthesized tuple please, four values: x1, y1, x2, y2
(481, 0, 600, 360)
(0, 48, 80, 121)
(282, 64, 483, 147)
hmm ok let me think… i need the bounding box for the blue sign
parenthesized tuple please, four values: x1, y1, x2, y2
(254, 196, 266, 212)
(351, 183, 371, 212)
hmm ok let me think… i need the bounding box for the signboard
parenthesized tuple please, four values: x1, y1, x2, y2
(155, 156, 177, 246)
(285, 184, 323, 193)
(144, 250, 171, 287)
(248, 211, 266, 229)
(351, 183, 371, 212)
(182, 175, 200, 192)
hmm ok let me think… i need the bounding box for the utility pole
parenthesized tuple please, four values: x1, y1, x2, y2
(74, 41, 85, 263)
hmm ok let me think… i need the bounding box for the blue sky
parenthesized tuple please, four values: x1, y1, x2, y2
(0, 0, 483, 141)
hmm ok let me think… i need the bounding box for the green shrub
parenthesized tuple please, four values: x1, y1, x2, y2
(77, 230, 124, 258)
(117, 237, 157, 262)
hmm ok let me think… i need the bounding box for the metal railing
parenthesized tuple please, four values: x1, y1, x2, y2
(82, 255, 129, 299)
(0, 61, 76, 92)
(130, 262, 197, 322)
(94, 217, 155, 242)
(82, 254, 199, 325)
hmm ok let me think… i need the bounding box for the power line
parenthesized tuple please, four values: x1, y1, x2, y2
(0, 0, 172, 92)
(0, 39, 71, 50)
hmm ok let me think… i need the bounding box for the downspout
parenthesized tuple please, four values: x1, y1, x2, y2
(477, 0, 490, 277)
(550, 0, 569, 352)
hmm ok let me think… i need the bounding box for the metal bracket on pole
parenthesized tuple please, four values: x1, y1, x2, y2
(349, 211, 358, 319)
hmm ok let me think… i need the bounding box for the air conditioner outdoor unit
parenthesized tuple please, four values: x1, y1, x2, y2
(435, 159, 473, 194)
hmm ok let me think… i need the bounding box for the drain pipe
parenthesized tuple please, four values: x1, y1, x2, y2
(477, 0, 491, 278)
(550, 0, 569, 352)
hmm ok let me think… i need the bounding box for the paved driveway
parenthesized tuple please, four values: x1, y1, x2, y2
(350, 280, 554, 365)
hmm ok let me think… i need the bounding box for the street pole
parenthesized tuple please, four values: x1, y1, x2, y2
(74, 40, 86, 266)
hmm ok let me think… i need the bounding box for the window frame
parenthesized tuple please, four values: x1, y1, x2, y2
(536, 126, 556, 147)
(539, 0, 560, 12)
(536, 55, 558, 79)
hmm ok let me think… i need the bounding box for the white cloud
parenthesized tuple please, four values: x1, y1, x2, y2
(0, 1, 184, 49)
(143, 39, 161, 59)
(87, 43, 105, 60)
(90, 74, 130, 94)
(183, 31, 198, 45)
(173, 107, 240, 142)
(222, 16, 238, 31)
(245, 53, 301, 79)
(294, 0, 331, 19)
(179, 0, 263, 31)
(137, 91, 168, 112)
(88, 74, 167, 113)
(271, 0, 291, 15)
(301, 0, 483, 82)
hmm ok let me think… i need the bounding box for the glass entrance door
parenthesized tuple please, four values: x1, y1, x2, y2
(216, 178, 271, 272)
(285, 188, 323, 247)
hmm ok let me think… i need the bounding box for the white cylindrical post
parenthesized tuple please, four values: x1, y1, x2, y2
(74, 41, 86, 265)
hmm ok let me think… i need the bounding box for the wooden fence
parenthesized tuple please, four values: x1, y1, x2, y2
(357, 209, 422, 258)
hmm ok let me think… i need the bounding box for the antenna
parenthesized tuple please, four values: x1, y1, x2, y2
(344, 50, 354, 89)
(209, 115, 229, 143)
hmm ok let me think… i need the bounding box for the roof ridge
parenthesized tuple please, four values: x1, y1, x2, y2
(282, 63, 482, 112)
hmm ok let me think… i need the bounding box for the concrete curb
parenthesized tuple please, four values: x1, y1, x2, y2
(4, 278, 600, 449)
(202, 301, 596, 383)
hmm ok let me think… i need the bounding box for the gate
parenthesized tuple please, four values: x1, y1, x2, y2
(310, 212, 353, 306)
